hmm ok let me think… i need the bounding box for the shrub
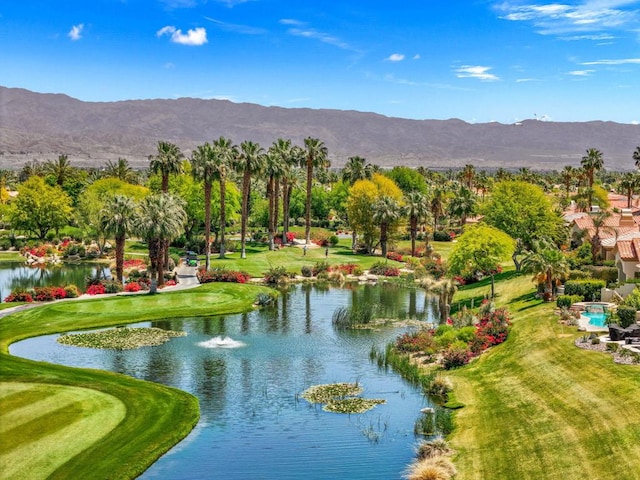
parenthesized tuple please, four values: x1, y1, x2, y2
(301, 265, 313, 277)
(197, 266, 251, 284)
(369, 261, 400, 277)
(564, 279, 606, 301)
(64, 284, 80, 298)
(395, 330, 436, 354)
(623, 287, 640, 310)
(405, 457, 456, 480)
(86, 284, 106, 295)
(616, 306, 637, 329)
(33, 286, 67, 301)
(426, 376, 453, 397)
(386, 251, 404, 262)
(103, 281, 123, 294)
(581, 265, 619, 284)
(4, 290, 34, 303)
(327, 235, 339, 247)
(433, 230, 453, 242)
(255, 292, 278, 306)
(330, 263, 363, 276)
(556, 294, 583, 308)
(606, 342, 620, 353)
(416, 438, 451, 460)
(124, 282, 141, 292)
(441, 342, 473, 369)
(312, 261, 330, 276)
(263, 266, 293, 285)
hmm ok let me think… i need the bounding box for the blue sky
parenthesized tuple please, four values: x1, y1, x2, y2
(1, 0, 639, 124)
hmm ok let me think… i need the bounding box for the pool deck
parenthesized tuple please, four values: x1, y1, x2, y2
(577, 314, 609, 333)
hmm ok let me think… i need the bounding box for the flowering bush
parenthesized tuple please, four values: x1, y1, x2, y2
(124, 282, 141, 292)
(123, 258, 146, 270)
(4, 290, 34, 303)
(395, 331, 436, 353)
(33, 286, 67, 302)
(197, 266, 251, 284)
(286, 231, 296, 243)
(421, 256, 446, 279)
(64, 284, 80, 298)
(369, 262, 400, 277)
(386, 251, 404, 262)
(86, 284, 106, 295)
(441, 342, 473, 369)
(165, 279, 177, 287)
(330, 263, 363, 276)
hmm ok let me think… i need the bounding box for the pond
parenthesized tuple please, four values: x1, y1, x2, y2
(0, 261, 110, 301)
(10, 283, 438, 480)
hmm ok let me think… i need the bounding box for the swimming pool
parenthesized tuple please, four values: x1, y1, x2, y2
(582, 310, 610, 328)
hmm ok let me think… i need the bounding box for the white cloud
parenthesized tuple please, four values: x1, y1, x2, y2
(568, 69, 595, 75)
(496, 1, 639, 36)
(204, 16, 266, 35)
(68, 24, 84, 41)
(413, 54, 421, 60)
(516, 77, 537, 82)
(631, 120, 639, 125)
(157, 25, 208, 46)
(387, 53, 405, 62)
(581, 57, 640, 64)
(455, 65, 500, 81)
(279, 18, 354, 51)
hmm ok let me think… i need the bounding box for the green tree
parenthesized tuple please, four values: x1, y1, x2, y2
(448, 185, 477, 226)
(385, 166, 428, 194)
(341, 156, 374, 184)
(580, 147, 604, 209)
(633, 146, 640, 169)
(404, 191, 430, 257)
(105, 158, 138, 184)
(448, 224, 515, 298)
(191, 142, 217, 269)
(136, 193, 186, 290)
(266, 140, 291, 249)
(458, 164, 476, 190)
(211, 137, 237, 258)
(430, 187, 448, 239)
(372, 195, 403, 258)
(44, 154, 74, 186)
(149, 141, 183, 193)
(236, 141, 265, 259)
(522, 237, 569, 300)
(10, 176, 73, 240)
(618, 171, 639, 208)
(560, 166, 576, 202)
(302, 137, 329, 244)
(99, 195, 138, 284)
(482, 180, 565, 249)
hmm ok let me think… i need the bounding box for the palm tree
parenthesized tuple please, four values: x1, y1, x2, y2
(633, 146, 640, 170)
(341, 156, 373, 184)
(191, 142, 217, 269)
(149, 141, 183, 193)
(580, 147, 604, 210)
(264, 147, 287, 250)
(458, 164, 476, 190)
(212, 136, 237, 259)
(560, 166, 575, 201)
(587, 211, 613, 265)
(421, 277, 458, 322)
(105, 158, 137, 184)
(448, 185, 477, 226)
(430, 187, 447, 239)
(236, 141, 265, 259)
(372, 196, 402, 258)
(618, 171, 639, 208)
(404, 191, 430, 257)
(44, 154, 74, 186)
(99, 195, 137, 284)
(137, 193, 187, 291)
(281, 145, 305, 243)
(521, 238, 569, 300)
(302, 137, 329, 245)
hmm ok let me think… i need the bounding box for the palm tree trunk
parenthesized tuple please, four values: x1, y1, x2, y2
(219, 177, 226, 259)
(267, 176, 275, 251)
(115, 234, 125, 285)
(274, 178, 280, 243)
(410, 216, 417, 257)
(240, 170, 250, 259)
(305, 158, 312, 245)
(380, 224, 388, 258)
(204, 181, 212, 270)
(282, 179, 289, 242)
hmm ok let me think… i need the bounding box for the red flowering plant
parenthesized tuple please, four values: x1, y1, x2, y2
(469, 308, 511, 354)
(196, 266, 251, 284)
(330, 263, 363, 276)
(395, 330, 436, 354)
(124, 282, 141, 292)
(4, 290, 34, 303)
(86, 284, 106, 295)
(386, 251, 404, 262)
(33, 286, 67, 302)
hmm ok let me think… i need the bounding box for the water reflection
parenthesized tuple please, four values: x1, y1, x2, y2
(11, 283, 437, 480)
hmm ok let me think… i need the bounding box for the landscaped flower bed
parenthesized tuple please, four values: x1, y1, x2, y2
(196, 266, 251, 284)
(57, 326, 187, 350)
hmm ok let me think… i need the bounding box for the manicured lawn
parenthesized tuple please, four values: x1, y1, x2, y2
(446, 273, 640, 479)
(0, 282, 271, 480)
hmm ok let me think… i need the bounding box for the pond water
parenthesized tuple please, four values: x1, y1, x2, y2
(10, 283, 439, 480)
(0, 261, 111, 301)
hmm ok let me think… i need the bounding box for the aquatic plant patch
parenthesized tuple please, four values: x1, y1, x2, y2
(301, 383, 386, 414)
(57, 327, 186, 350)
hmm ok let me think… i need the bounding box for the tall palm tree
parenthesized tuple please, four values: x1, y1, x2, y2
(618, 171, 639, 208)
(44, 154, 74, 186)
(341, 156, 373, 184)
(448, 185, 477, 226)
(137, 193, 187, 291)
(99, 195, 137, 284)
(236, 141, 265, 259)
(281, 145, 305, 243)
(105, 158, 137, 184)
(212, 137, 237, 259)
(265, 146, 287, 250)
(404, 191, 430, 257)
(191, 142, 217, 269)
(587, 211, 613, 265)
(458, 164, 476, 190)
(560, 165, 575, 201)
(372, 196, 402, 258)
(302, 137, 329, 245)
(430, 187, 447, 240)
(521, 238, 569, 300)
(580, 147, 604, 210)
(149, 141, 183, 193)
(634, 146, 640, 170)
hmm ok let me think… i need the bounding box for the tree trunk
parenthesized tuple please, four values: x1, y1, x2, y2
(273, 178, 280, 244)
(204, 181, 212, 270)
(305, 158, 312, 245)
(380, 224, 388, 258)
(115, 234, 125, 285)
(240, 170, 251, 259)
(410, 216, 417, 257)
(282, 179, 290, 243)
(267, 176, 275, 251)
(219, 177, 226, 259)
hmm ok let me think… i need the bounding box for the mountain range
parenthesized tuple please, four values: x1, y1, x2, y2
(1, 86, 638, 171)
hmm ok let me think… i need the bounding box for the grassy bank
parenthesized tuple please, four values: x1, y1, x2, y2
(446, 273, 640, 479)
(0, 282, 271, 480)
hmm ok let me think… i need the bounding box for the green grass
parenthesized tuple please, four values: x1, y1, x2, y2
(446, 273, 640, 480)
(0, 282, 271, 480)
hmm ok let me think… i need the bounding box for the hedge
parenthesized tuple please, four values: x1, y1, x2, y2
(616, 306, 637, 329)
(564, 279, 606, 302)
(556, 294, 583, 309)
(580, 265, 618, 284)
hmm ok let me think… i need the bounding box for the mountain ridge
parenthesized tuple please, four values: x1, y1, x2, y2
(1, 86, 638, 171)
